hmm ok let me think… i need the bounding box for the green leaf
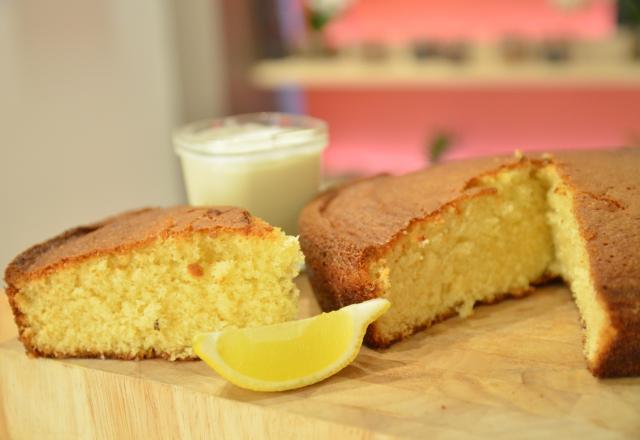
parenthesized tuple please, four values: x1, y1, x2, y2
(309, 11, 331, 31)
(428, 132, 455, 164)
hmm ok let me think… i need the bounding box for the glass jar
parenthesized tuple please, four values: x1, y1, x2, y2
(173, 113, 328, 234)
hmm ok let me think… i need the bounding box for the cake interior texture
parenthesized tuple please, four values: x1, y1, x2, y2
(542, 166, 609, 365)
(13, 231, 302, 360)
(369, 162, 608, 367)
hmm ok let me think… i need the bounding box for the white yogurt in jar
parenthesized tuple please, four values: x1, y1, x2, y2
(173, 113, 328, 234)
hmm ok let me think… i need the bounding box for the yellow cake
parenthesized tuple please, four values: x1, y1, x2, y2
(4, 206, 303, 360)
(299, 148, 640, 377)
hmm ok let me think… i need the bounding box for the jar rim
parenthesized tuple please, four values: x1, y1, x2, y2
(173, 112, 328, 158)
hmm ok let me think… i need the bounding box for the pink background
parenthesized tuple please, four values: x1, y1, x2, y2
(300, 0, 639, 175)
(309, 88, 640, 174)
(325, 0, 615, 45)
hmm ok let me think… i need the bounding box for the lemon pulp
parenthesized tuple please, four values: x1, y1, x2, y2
(217, 312, 351, 381)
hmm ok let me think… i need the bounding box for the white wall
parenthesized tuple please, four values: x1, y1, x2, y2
(173, 0, 227, 122)
(0, 0, 226, 270)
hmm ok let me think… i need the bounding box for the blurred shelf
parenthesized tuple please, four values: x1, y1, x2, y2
(251, 36, 640, 89)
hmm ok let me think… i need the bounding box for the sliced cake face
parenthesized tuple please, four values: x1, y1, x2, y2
(541, 166, 610, 372)
(6, 207, 304, 360)
(542, 149, 640, 377)
(368, 164, 555, 346)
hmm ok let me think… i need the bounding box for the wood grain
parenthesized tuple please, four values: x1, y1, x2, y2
(0, 293, 17, 343)
(1, 278, 639, 439)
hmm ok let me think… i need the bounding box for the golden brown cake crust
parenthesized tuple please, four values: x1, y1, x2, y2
(4, 206, 274, 360)
(299, 148, 640, 377)
(551, 149, 640, 377)
(5, 206, 272, 287)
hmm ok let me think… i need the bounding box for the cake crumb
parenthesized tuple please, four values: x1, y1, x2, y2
(154, 319, 160, 331)
(188, 263, 204, 277)
(441, 404, 447, 410)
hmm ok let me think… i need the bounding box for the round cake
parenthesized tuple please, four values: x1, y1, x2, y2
(299, 148, 640, 377)
(5, 206, 303, 360)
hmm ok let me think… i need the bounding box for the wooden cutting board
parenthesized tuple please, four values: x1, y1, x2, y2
(1, 278, 639, 439)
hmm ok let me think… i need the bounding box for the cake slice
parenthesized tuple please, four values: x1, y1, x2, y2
(542, 150, 640, 377)
(4, 206, 303, 360)
(299, 148, 640, 377)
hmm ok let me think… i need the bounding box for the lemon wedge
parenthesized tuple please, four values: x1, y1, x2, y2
(193, 298, 390, 392)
